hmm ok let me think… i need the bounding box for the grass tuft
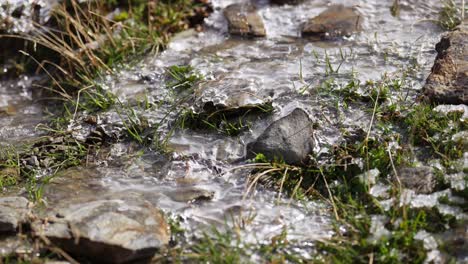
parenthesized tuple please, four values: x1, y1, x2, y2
(179, 102, 274, 136)
(438, 0, 465, 30)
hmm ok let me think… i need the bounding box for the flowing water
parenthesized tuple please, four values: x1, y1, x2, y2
(2, 0, 465, 260)
(0, 75, 46, 145)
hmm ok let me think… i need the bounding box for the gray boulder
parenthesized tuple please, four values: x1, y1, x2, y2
(302, 5, 363, 39)
(247, 108, 314, 165)
(32, 199, 170, 263)
(397, 166, 435, 194)
(422, 22, 468, 104)
(0, 196, 30, 233)
(224, 3, 266, 37)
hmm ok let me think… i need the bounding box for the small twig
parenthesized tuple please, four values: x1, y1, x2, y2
(369, 252, 374, 264)
(243, 167, 281, 200)
(38, 234, 79, 264)
(320, 168, 340, 221)
(462, 0, 465, 21)
(288, 176, 303, 207)
(387, 147, 401, 192)
(73, 84, 94, 121)
(277, 167, 288, 204)
(364, 82, 381, 171)
(366, 86, 380, 140)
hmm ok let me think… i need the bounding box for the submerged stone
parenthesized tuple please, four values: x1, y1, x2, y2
(167, 187, 215, 203)
(302, 5, 363, 39)
(422, 22, 468, 104)
(247, 108, 314, 165)
(32, 199, 169, 263)
(0, 197, 30, 234)
(224, 3, 266, 37)
(397, 166, 435, 194)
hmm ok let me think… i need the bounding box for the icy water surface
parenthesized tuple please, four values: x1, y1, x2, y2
(42, 0, 448, 244)
(0, 75, 46, 145)
(3, 0, 463, 257)
(0, 0, 56, 145)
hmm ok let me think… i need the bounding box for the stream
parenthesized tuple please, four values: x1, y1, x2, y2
(1, 0, 467, 262)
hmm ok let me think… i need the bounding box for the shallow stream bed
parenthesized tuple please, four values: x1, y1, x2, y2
(1, 0, 467, 262)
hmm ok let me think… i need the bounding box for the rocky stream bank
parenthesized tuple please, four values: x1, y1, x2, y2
(0, 0, 467, 263)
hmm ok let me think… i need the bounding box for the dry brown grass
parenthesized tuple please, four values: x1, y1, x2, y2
(2, 0, 211, 100)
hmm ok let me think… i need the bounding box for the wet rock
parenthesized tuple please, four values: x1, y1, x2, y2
(41, 167, 107, 207)
(247, 108, 314, 165)
(397, 166, 435, 194)
(167, 187, 215, 203)
(32, 200, 169, 263)
(0, 197, 30, 233)
(302, 5, 363, 39)
(224, 3, 266, 37)
(422, 22, 468, 104)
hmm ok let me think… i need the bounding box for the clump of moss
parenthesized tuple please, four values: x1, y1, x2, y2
(166, 65, 204, 91)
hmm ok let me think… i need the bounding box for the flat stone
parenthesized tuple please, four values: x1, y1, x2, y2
(0, 197, 30, 234)
(41, 167, 107, 207)
(422, 22, 468, 104)
(32, 199, 170, 263)
(224, 3, 266, 37)
(247, 108, 314, 165)
(397, 166, 435, 194)
(302, 5, 363, 39)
